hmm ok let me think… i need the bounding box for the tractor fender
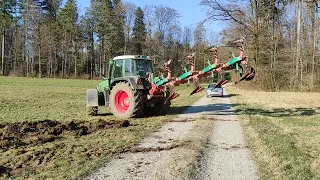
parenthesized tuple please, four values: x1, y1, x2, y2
(128, 78, 144, 89)
(111, 77, 144, 90)
(86, 89, 99, 107)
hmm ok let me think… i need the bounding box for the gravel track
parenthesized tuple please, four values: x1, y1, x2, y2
(87, 91, 258, 180)
(194, 91, 258, 180)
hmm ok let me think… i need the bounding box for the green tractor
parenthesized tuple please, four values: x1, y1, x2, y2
(86, 55, 170, 119)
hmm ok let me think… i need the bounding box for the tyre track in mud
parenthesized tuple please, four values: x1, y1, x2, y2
(87, 91, 258, 180)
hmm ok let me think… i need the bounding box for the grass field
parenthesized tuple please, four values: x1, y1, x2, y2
(228, 86, 320, 180)
(0, 77, 203, 179)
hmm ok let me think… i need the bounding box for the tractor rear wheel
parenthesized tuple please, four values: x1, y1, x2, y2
(109, 82, 144, 119)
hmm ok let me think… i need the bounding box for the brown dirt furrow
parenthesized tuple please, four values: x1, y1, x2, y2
(0, 119, 130, 177)
(0, 119, 130, 151)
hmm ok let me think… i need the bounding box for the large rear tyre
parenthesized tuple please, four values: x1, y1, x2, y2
(109, 82, 144, 119)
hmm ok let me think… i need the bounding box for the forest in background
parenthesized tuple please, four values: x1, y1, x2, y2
(1, 0, 320, 91)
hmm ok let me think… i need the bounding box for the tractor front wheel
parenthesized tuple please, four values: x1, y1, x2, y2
(109, 82, 144, 119)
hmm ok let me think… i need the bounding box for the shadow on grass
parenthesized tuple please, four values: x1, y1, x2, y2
(93, 95, 319, 118)
(94, 113, 113, 117)
(168, 103, 240, 115)
(234, 107, 318, 117)
(169, 101, 319, 117)
(223, 93, 240, 98)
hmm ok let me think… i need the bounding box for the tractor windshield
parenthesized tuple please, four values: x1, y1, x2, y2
(135, 59, 153, 77)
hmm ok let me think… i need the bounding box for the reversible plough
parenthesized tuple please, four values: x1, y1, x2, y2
(148, 40, 256, 102)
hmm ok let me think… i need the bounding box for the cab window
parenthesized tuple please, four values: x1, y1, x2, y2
(113, 60, 123, 78)
(135, 59, 153, 77)
(125, 59, 134, 76)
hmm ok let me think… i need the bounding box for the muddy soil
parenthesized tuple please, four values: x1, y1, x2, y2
(0, 119, 130, 151)
(0, 119, 130, 177)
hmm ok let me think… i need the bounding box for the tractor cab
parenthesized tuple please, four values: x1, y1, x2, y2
(110, 55, 154, 79)
(97, 55, 154, 93)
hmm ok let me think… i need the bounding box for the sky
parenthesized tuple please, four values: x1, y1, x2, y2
(75, 0, 226, 35)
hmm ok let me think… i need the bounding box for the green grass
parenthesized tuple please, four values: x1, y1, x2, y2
(228, 86, 320, 180)
(0, 77, 103, 123)
(0, 77, 203, 179)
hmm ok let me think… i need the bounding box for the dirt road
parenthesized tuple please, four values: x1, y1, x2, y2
(87, 91, 258, 180)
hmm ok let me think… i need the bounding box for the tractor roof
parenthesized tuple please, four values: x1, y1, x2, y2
(113, 55, 152, 60)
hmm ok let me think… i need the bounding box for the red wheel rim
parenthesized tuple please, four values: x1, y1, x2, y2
(115, 90, 130, 113)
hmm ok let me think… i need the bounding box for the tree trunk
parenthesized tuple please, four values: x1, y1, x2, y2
(125, 27, 131, 54)
(62, 33, 65, 76)
(74, 51, 77, 77)
(90, 31, 94, 78)
(54, 46, 57, 76)
(296, 0, 302, 89)
(26, 54, 29, 77)
(38, 27, 41, 78)
(251, 0, 259, 76)
(290, 29, 295, 90)
(1, 29, 4, 75)
(49, 50, 52, 77)
(38, 45, 41, 77)
(100, 36, 104, 77)
(311, 1, 317, 89)
(65, 53, 68, 76)
(31, 56, 34, 75)
(14, 24, 17, 75)
(14, 44, 17, 75)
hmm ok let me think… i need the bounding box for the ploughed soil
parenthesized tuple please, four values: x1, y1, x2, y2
(0, 119, 130, 177)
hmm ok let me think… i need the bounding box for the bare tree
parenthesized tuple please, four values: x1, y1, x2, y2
(307, 0, 318, 88)
(123, 2, 136, 54)
(153, 5, 180, 43)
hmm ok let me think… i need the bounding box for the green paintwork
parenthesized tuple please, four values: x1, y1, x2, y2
(98, 78, 109, 92)
(226, 56, 242, 66)
(154, 76, 160, 83)
(179, 71, 192, 81)
(156, 78, 168, 87)
(202, 64, 217, 74)
(150, 73, 155, 83)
